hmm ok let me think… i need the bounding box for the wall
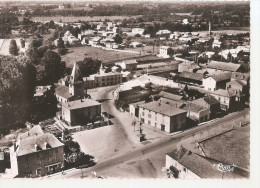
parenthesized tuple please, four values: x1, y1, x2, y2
(203, 77, 217, 91)
(17, 146, 64, 177)
(70, 105, 101, 125)
(165, 155, 200, 179)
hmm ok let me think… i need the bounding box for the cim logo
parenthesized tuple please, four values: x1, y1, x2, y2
(214, 163, 235, 172)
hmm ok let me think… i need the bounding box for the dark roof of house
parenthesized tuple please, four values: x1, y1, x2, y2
(207, 61, 242, 72)
(16, 133, 64, 156)
(158, 97, 185, 108)
(179, 71, 204, 81)
(210, 89, 236, 97)
(138, 101, 187, 117)
(227, 80, 246, 87)
(158, 91, 183, 101)
(210, 72, 232, 82)
(191, 96, 220, 108)
(62, 98, 100, 110)
(55, 85, 72, 99)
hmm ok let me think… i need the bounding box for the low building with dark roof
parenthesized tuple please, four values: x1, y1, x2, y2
(115, 59, 137, 71)
(191, 96, 221, 117)
(158, 91, 184, 102)
(9, 127, 64, 178)
(138, 101, 187, 133)
(202, 72, 232, 91)
(178, 71, 205, 86)
(61, 98, 101, 126)
(207, 61, 244, 73)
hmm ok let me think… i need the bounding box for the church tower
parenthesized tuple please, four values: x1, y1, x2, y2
(99, 63, 105, 75)
(69, 62, 85, 97)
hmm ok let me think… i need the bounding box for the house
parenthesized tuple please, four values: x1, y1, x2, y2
(129, 101, 146, 118)
(206, 61, 244, 73)
(202, 73, 231, 91)
(129, 41, 142, 48)
(209, 89, 244, 111)
(61, 98, 101, 126)
(121, 71, 134, 82)
(165, 146, 243, 179)
(158, 46, 170, 58)
(158, 91, 183, 101)
(191, 96, 220, 118)
(115, 59, 137, 71)
(156, 30, 171, 36)
(181, 102, 210, 123)
(138, 101, 187, 133)
(132, 28, 145, 35)
(9, 126, 64, 178)
(212, 39, 222, 48)
(55, 63, 86, 103)
(178, 71, 205, 86)
(178, 62, 200, 73)
(34, 85, 51, 97)
(85, 64, 123, 87)
(88, 37, 101, 46)
(226, 80, 248, 94)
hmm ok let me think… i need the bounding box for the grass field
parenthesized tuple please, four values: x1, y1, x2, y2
(28, 15, 142, 23)
(62, 46, 144, 67)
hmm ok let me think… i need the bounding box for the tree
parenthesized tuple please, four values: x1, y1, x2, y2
(30, 39, 43, 48)
(167, 47, 174, 57)
(41, 50, 64, 84)
(0, 56, 36, 134)
(20, 39, 25, 48)
(9, 39, 19, 56)
(77, 58, 102, 77)
(114, 34, 123, 44)
(57, 37, 65, 49)
(58, 47, 68, 55)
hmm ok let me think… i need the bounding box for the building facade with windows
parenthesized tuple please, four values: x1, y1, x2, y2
(61, 98, 101, 126)
(138, 101, 187, 133)
(9, 128, 64, 178)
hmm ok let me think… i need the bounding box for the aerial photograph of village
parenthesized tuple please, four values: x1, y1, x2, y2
(0, 0, 255, 182)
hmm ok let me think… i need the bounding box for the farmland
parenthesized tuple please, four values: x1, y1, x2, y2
(26, 15, 142, 23)
(61, 46, 145, 67)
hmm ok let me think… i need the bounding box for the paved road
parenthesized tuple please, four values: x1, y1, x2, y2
(46, 107, 249, 179)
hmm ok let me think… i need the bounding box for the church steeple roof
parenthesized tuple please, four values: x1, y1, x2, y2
(70, 62, 82, 84)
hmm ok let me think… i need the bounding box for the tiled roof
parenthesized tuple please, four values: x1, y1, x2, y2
(210, 72, 232, 81)
(158, 91, 183, 101)
(192, 96, 219, 108)
(158, 97, 185, 108)
(138, 101, 187, 117)
(207, 61, 242, 72)
(210, 89, 235, 97)
(227, 80, 246, 87)
(167, 147, 244, 178)
(55, 85, 72, 99)
(179, 71, 204, 81)
(181, 103, 208, 113)
(62, 98, 100, 110)
(231, 72, 250, 81)
(19, 125, 44, 140)
(16, 133, 64, 156)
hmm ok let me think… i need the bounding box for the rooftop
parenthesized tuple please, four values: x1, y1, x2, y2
(179, 71, 204, 81)
(18, 125, 44, 140)
(209, 72, 232, 82)
(129, 100, 146, 108)
(123, 59, 137, 64)
(63, 98, 100, 110)
(158, 91, 183, 101)
(16, 133, 64, 156)
(55, 85, 72, 99)
(167, 146, 245, 178)
(210, 89, 235, 97)
(191, 96, 219, 108)
(231, 72, 250, 81)
(207, 61, 242, 72)
(138, 101, 187, 117)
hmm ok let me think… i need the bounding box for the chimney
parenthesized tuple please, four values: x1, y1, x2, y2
(81, 99, 84, 102)
(13, 140, 16, 151)
(158, 103, 161, 106)
(34, 144, 38, 151)
(188, 150, 192, 155)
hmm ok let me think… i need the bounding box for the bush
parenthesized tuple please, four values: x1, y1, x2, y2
(58, 48, 68, 55)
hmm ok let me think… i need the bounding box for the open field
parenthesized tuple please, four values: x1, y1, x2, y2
(62, 46, 144, 67)
(27, 15, 142, 23)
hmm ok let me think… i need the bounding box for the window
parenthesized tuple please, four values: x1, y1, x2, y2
(142, 112, 145, 116)
(148, 114, 151, 118)
(36, 169, 41, 176)
(183, 167, 187, 172)
(55, 148, 58, 153)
